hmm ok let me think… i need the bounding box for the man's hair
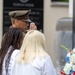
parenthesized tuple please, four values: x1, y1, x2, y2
(0, 28, 24, 74)
(11, 18, 15, 24)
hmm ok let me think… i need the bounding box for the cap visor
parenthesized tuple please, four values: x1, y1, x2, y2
(24, 19, 32, 23)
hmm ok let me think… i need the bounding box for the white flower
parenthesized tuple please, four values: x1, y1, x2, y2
(72, 65, 75, 71)
(70, 53, 75, 63)
(63, 63, 72, 74)
(73, 48, 75, 53)
(67, 52, 70, 57)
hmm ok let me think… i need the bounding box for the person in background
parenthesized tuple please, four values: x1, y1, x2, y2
(10, 30, 56, 75)
(0, 28, 24, 75)
(9, 10, 37, 32)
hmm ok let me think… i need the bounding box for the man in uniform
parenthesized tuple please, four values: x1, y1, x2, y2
(9, 9, 37, 32)
(2, 9, 37, 45)
(2, 9, 37, 43)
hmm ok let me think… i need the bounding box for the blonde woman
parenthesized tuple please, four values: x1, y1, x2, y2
(11, 30, 56, 75)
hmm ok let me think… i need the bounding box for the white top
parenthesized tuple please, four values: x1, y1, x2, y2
(2, 46, 19, 75)
(3, 49, 56, 75)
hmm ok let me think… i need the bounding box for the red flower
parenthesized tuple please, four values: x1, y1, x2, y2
(60, 71, 66, 75)
(73, 72, 75, 75)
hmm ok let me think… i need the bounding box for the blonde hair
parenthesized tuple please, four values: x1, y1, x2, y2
(17, 30, 48, 64)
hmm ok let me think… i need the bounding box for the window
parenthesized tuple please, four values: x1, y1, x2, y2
(52, 0, 69, 2)
(51, 0, 69, 7)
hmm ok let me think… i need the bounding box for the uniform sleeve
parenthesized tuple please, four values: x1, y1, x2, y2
(42, 56, 56, 75)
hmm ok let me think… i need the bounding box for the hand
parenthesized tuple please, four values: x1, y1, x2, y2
(27, 22, 37, 32)
(30, 22, 37, 30)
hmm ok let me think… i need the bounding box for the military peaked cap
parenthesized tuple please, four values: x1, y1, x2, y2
(9, 10, 32, 23)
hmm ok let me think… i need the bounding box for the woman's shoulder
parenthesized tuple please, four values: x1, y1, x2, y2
(11, 49, 20, 58)
(30, 55, 50, 68)
(12, 49, 20, 54)
(32, 55, 50, 63)
(44, 55, 52, 62)
(41, 55, 52, 65)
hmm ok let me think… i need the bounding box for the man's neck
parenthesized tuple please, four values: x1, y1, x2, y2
(12, 24, 24, 32)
